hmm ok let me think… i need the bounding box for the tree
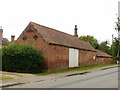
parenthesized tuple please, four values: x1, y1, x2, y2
(112, 38, 120, 57)
(98, 41, 111, 55)
(115, 17, 120, 32)
(79, 35, 99, 49)
(111, 37, 120, 61)
(114, 16, 120, 61)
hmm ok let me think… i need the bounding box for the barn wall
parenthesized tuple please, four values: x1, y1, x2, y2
(16, 31, 50, 55)
(46, 44, 69, 71)
(79, 50, 97, 67)
(16, 31, 50, 70)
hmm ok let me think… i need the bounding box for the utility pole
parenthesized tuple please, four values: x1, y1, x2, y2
(112, 34, 114, 57)
(117, 17, 120, 58)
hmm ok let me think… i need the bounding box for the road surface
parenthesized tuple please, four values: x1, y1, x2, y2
(8, 67, 119, 88)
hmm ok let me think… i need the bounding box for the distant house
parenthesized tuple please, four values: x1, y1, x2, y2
(96, 50, 113, 64)
(16, 22, 98, 71)
(0, 27, 9, 48)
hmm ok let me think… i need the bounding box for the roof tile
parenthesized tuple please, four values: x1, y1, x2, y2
(27, 22, 96, 51)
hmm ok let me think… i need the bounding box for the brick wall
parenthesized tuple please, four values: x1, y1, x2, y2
(16, 31, 49, 70)
(79, 50, 97, 67)
(46, 44, 69, 71)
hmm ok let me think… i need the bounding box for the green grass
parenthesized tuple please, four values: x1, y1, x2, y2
(36, 64, 116, 76)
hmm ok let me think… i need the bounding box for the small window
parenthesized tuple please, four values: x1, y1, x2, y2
(33, 35, 38, 40)
(27, 25, 37, 32)
(27, 29, 33, 32)
(22, 36, 27, 41)
(27, 26, 34, 32)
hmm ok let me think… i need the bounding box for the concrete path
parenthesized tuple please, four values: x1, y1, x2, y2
(0, 64, 119, 88)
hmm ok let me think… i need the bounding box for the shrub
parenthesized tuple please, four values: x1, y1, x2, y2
(2, 44, 44, 73)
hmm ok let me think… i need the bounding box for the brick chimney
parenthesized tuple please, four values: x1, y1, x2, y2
(11, 35, 15, 42)
(0, 26, 3, 39)
(74, 25, 78, 37)
(86, 35, 90, 42)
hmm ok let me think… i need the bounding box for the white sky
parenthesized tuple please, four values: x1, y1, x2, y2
(0, 0, 119, 44)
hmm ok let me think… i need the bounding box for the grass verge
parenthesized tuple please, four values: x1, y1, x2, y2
(36, 64, 116, 76)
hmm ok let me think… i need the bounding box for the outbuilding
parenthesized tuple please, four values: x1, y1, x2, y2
(96, 50, 113, 64)
(16, 22, 98, 71)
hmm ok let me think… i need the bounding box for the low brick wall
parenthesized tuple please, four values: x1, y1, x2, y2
(96, 57, 113, 64)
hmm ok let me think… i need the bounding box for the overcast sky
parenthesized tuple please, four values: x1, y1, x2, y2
(0, 0, 119, 44)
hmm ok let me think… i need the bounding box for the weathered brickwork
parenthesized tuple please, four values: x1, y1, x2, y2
(79, 50, 97, 67)
(46, 44, 69, 71)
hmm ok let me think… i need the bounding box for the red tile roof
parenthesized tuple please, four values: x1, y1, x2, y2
(25, 22, 96, 51)
(96, 50, 112, 58)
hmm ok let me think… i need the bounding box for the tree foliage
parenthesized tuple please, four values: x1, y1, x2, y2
(79, 35, 99, 49)
(98, 41, 111, 55)
(115, 17, 120, 31)
(114, 16, 120, 61)
(112, 38, 120, 61)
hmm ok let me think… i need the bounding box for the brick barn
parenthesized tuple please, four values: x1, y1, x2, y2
(16, 22, 98, 71)
(96, 50, 113, 64)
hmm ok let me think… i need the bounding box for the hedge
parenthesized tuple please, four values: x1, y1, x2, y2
(2, 44, 44, 73)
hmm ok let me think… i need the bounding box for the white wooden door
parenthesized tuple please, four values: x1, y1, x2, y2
(69, 48, 79, 67)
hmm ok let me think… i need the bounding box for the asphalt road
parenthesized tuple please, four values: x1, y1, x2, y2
(9, 67, 119, 88)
